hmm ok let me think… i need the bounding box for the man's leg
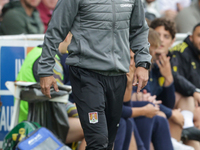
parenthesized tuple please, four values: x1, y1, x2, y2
(69, 66, 108, 150)
(66, 117, 84, 144)
(123, 118, 134, 150)
(151, 116, 173, 150)
(134, 116, 154, 150)
(175, 92, 200, 145)
(105, 75, 127, 150)
(175, 92, 195, 129)
(131, 118, 146, 150)
(134, 115, 173, 150)
(114, 118, 127, 150)
(128, 133, 138, 150)
(194, 107, 200, 129)
(183, 140, 200, 150)
(168, 119, 182, 141)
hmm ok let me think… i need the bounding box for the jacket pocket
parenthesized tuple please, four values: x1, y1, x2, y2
(66, 38, 82, 65)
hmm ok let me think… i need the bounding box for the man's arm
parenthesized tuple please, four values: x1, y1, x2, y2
(38, 0, 80, 77)
(129, 0, 151, 67)
(157, 83, 175, 109)
(155, 53, 175, 109)
(129, 0, 151, 68)
(129, 0, 151, 92)
(38, 0, 80, 98)
(173, 72, 196, 96)
(170, 51, 196, 96)
(121, 103, 159, 119)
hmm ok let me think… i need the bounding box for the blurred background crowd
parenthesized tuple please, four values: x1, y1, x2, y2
(0, 0, 199, 34)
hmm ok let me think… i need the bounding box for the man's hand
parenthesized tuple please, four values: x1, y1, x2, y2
(58, 32, 72, 54)
(133, 67, 149, 93)
(170, 109, 184, 128)
(143, 104, 159, 118)
(40, 76, 59, 98)
(193, 92, 200, 106)
(142, 89, 162, 107)
(156, 54, 173, 86)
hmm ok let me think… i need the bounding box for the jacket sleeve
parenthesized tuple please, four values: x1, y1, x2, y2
(173, 72, 196, 96)
(38, 0, 80, 77)
(129, 0, 151, 67)
(157, 82, 175, 109)
(159, 104, 172, 119)
(171, 52, 196, 96)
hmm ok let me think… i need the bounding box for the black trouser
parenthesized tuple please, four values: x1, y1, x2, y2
(69, 66, 127, 150)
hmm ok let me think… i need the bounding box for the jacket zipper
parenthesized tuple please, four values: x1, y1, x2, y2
(112, 0, 117, 70)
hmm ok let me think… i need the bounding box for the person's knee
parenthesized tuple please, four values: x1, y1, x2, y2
(155, 115, 168, 125)
(185, 96, 195, 103)
(176, 94, 195, 111)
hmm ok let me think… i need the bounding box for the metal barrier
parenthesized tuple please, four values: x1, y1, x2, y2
(0, 34, 44, 40)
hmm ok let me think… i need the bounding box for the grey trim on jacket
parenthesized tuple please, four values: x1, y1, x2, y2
(38, 0, 151, 77)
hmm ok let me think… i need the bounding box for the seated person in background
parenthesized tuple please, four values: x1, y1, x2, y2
(142, 0, 160, 21)
(114, 50, 173, 150)
(151, 18, 200, 149)
(170, 23, 200, 149)
(16, 35, 86, 150)
(175, 0, 200, 33)
(37, 0, 58, 32)
(0, 0, 9, 19)
(59, 33, 75, 102)
(132, 27, 194, 150)
(156, 0, 191, 20)
(0, 0, 44, 35)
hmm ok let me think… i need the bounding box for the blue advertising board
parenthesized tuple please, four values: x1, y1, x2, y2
(0, 96, 14, 141)
(0, 46, 25, 144)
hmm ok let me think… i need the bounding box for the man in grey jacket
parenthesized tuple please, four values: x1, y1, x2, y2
(38, 0, 151, 149)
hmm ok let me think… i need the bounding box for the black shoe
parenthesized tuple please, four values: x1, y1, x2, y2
(181, 127, 200, 141)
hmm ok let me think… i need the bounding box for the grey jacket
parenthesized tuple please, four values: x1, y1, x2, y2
(38, 0, 151, 77)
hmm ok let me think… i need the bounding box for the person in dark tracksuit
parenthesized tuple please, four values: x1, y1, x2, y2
(131, 26, 194, 150)
(37, 0, 152, 149)
(150, 18, 199, 149)
(170, 23, 200, 143)
(114, 50, 173, 150)
(171, 24, 200, 103)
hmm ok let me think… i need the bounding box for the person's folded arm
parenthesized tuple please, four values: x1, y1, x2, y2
(157, 82, 175, 109)
(159, 104, 172, 119)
